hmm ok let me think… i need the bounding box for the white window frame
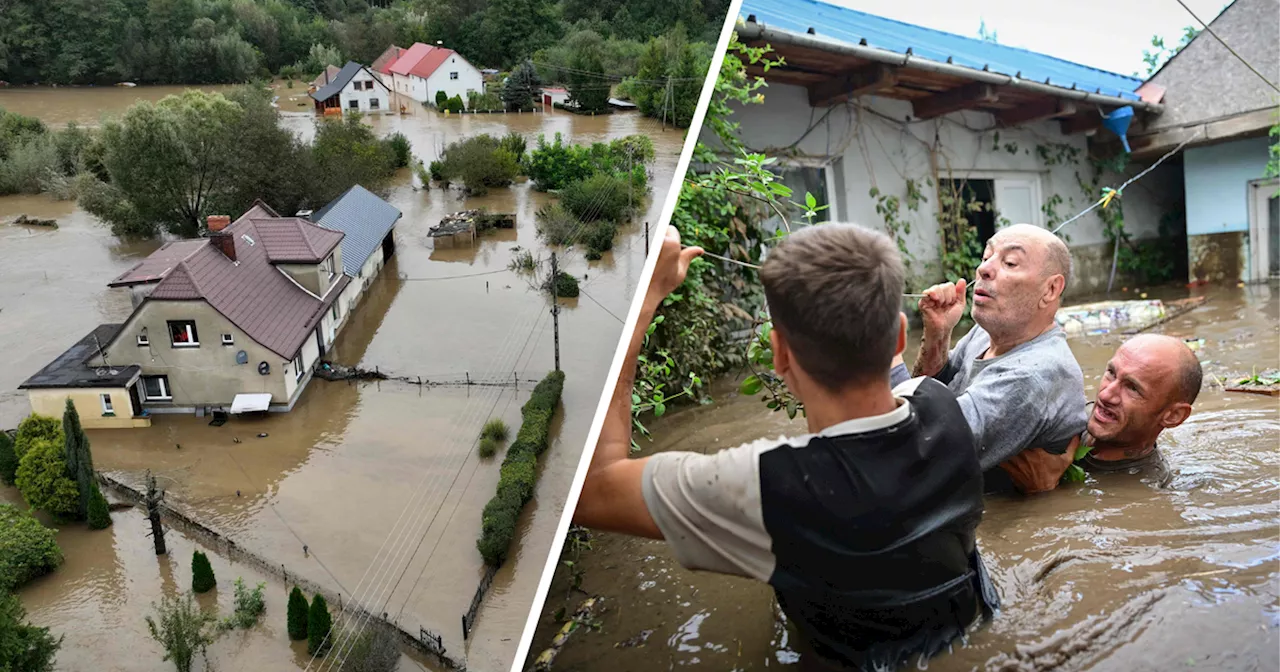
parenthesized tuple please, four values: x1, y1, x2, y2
(348, 98, 359, 110)
(221, 333, 234, 346)
(369, 97, 380, 109)
(293, 353, 305, 381)
(100, 393, 114, 415)
(323, 254, 336, 281)
(137, 333, 149, 346)
(450, 72, 459, 80)
(331, 303, 340, 321)
(168, 320, 199, 348)
(142, 375, 172, 401)
(1247, 178, 1279, 282)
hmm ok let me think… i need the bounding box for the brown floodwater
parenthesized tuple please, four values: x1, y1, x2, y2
(527, 284, 1280, 672)
(0, 86, 686, 671)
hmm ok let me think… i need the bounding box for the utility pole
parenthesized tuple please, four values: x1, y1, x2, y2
(645, 221, 650, 256)
(550, 252, 561, 372)
(145, 470, 167, 556)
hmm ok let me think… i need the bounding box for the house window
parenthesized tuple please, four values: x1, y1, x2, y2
(370, 98, 380, 109)
(168, 320, 199, 347)
(100, 394, 114, 415)
(450, 72, 459, 80)
(752, 164, 832, 235)
(348, 98, 360, 110)
(331, 303, 340, 321)
(137, 332, 149, 346)
(293, 353, 305, 381)
(221, 333, 234, 346)
(322, 254, 335, 281)
(142, 375, 171, 401)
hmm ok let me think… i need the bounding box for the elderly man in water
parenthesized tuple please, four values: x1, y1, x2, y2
(1077, 334, 1202, 485)
(890, 223, 1087, 494)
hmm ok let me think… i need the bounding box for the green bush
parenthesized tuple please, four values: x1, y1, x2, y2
(427, 160, 445, 183)
(583, 220, 619, 260)
(0, 107, 47, 162)
(545, 271, 580, 298)
(0, 504, 62, 591)
(535, 203, 580, 246)
(524, 133, 654, 191)
(560, 173, 634, 223)
(435, 90, 448, 109)
(482, 418, 510, 442)
(287, 587, 308, 641)
(308, 594, 332, 655)
(330, 624, 399, 672)
(13, 415, 61, 462)
(499, 132, 527, 164)
(63, 398, 95, 520)
(0, 433, 16, 485)
(436, 135, 519, 194)
(383, 132, 411, 169)
(15, 438, 80, 519)
(478, 437, 500, 459)
(0, 589, 62, 672)
(445, 95, 464, 113)
(0, 134, 57, 195)
(87, 484, 111, 530)
(220, 578, 266, 630)
(191, 550, 216, 593)
(467, 90, 503, 112)
(476, 371, 565, 566)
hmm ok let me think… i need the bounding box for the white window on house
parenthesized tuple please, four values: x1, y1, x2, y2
(331, 303, 340, 321)
(322, 254, 335, 281)
(221, 333, 234, 346)
(142, 375, 171, 401)
(168, 320, 199, 347)
(137, 331, 149, 346)
(348, 98, 360, 110)
(100, 393, 114, 415)
(450, 72, 459, 80)
(293, 353, 305, 381)
(370, 98, 380, 109)
(754, 164, 832, 235)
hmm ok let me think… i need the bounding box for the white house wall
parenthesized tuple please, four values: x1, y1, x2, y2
(393, 73, 429, 103)
(722, 82, 1173, 294)
(338, 68, 390, 114)
(426, 56, 484, 107)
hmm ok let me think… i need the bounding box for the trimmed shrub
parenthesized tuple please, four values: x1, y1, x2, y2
(560, 173, 633, 223)
(0, 503, 63, 591)
(0, 432, 16, 485)
(191, 550, 216, 593)
(0, 589, 61, 672)
(482, 419, 510, 442)
(545, 271, 580, 299)
(87, 484, 111, 530)
(478, 437, 500, 459)
(447, 95, 465, 113)
(435, 90, 448, 109)
(307, 594, 332, 656)
(14, 414, 62, 462)
(287, 587, 308, 641)
(15, 438, 80, 519)
(476, 371, 565, 566)
(383, 132, 411, 169)
(63, 398, 95, 520)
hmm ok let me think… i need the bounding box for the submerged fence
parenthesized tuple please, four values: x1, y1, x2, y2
(316, 362, 543, 390)
(96, 471, 466, 671)
(461, 564, 500, 641)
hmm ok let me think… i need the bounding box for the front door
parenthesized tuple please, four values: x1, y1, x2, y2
(1248, 178, 1279, 282)
(315, 326, 326, 358)
(128, 382, 143, 416)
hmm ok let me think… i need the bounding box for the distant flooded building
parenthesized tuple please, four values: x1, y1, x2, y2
(310, 61, 392, 115)
(387, 42, 484, 107)
(19, 189, 401, 428)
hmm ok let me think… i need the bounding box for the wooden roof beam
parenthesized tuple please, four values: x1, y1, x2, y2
(807, 64, 898, 107)
(996, 99, 1077, 127)
(1060, 113, 1103, 135)
(912, 82, 999, 120)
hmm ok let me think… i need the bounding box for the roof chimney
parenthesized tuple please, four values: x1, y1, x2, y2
(207, 215, 235, 261)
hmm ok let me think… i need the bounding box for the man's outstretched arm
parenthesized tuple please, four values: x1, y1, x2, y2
(572, 228, 702, 538)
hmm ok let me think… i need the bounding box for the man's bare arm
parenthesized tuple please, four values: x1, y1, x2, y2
(912, 331, 951, 378)
(912, 279, 967, 377)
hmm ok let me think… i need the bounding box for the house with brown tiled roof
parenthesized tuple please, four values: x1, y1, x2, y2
(19, 198, 380, 427)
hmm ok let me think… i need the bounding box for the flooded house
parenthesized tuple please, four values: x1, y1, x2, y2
(733, 1, 1177, 294)
(386, 42, 484, 107)
(18, 189, 400, 428)
(310, 61, 392, 115)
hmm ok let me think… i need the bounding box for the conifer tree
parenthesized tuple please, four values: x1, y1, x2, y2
(191, 550, 216, 593)
(287, 587, 308, 641)
(307, 594, 331, 656)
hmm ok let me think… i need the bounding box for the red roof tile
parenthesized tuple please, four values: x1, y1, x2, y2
(408, 48, 456, 79)
(251, 217, 342, 263)
(372, 45, 406, 74)
(108, 239, 207, 287)
(389, 43, 434, 77)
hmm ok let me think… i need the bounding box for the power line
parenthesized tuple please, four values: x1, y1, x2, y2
(399, 268, 510, 281)
(578, 287, 624, 324)
(1174, 0, 1280, 93)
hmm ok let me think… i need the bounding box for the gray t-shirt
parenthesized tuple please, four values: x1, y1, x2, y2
(935, 324, 1087, 470)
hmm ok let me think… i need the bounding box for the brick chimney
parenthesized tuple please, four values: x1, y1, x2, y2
(207, 215, 235, 261)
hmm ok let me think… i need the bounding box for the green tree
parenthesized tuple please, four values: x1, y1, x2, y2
(566, 32, 611, 114)
(287, 587, 308, 641)
(502, 60, 543, 111)
(13, 414, 62, 463)
(220, 578, 266, 630)
(0, 504, 63, 591)
(0, 589, 61, 672)
(435, 89, 449, 109)
(310, 114, 397, 206)
(191, 550, 216, 594)
(331, 625, 399, 672)
(307, 594, 332, 656)
(87, 484, 112, 530)
(145, 593, 218, 672)
(627, 25, 709, 128)
(61, 398, 95, 520)
(0, 432, 17, 486)
(1139, 26, 1200, 76)
(15, 439, 80, 519)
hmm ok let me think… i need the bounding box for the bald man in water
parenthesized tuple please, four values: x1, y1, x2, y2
(1077, 334, 1202, 485)
(891, 224, 1087, 494)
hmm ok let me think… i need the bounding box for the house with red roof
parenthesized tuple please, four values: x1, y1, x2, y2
(18, 190, 400, 427)
(386, 42, 484, 107)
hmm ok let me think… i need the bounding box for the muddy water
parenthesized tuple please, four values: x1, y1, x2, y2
(528, 285, 1280, 672)
(1, 87, 685, 671)
(0, 85, 237, 126)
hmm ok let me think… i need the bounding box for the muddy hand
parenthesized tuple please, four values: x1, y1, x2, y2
(647, 227, 702, 303)
(918, 278, 967, 334)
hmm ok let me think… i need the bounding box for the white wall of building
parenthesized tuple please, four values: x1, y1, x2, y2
(425, 54, 483, 107)
(393, 72, 429, 103)
(339, 68, 390, 114)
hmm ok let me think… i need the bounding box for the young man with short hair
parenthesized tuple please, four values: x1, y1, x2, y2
(575, 224, 996, 671)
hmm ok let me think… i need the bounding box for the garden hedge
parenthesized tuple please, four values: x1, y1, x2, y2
(476, 371, 564, 566)
(0, 503, 63, 591)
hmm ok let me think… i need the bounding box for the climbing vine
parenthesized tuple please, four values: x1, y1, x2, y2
(870, 177, 926, 263)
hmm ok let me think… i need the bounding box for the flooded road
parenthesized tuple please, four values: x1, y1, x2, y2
(527, 285, 1280, 672)
(1, 85, 685, 671)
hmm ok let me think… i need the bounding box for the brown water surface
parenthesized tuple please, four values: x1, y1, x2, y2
(528, 285, 1280, 672)
(0, 88, 685, 671)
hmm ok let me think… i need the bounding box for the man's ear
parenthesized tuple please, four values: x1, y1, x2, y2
(770, 328, 791, 379)
(1159, 402, 1192, 429)
(895, 312, 907, 357)
(1041, 274, 1066, 307)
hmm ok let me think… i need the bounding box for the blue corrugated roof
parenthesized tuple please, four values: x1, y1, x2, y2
(314, 185, 401, 277)
(742, 0, 1143, 101)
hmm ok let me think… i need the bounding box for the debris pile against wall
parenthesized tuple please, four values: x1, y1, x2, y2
(95, 471, 466, 671)
(429, 210, 516, 248)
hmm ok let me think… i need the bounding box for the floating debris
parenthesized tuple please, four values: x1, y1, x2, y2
(1224, 368, 1280, 397)
(428, 210, 515, 248)
(12, 214, 58, 228)
(1057, 296, 1207, 336)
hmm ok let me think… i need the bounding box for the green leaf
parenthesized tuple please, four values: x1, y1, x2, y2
(631, 393, 641, 406)
(1062, 464, 1087, 483)
(740, 375, 763, 396)
(805, 192, 817, 209)
(785, 400, 798, 419)
(1074, 443, 1094, 461)
(654, 402, 666, 417)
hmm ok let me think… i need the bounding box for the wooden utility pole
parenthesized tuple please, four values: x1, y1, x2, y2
(145, 470, 167, 555)
(645, 221, 650, 256)
(550, 252, 561, 372)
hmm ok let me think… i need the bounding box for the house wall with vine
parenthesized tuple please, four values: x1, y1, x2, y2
(724, 82, 1183, 295)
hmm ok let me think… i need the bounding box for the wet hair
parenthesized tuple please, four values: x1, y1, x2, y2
(759, 223, 904, 391)
(1173, 343, 1203, 405)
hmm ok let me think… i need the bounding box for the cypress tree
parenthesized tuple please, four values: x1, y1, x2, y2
(307, 594, 331, 655)
(0, 431, 16, 485)
(191, 550, 216, 593)
(61, 399, 95, 519)
(287, 587, 308, 641)
(87, 483, 111, 530)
